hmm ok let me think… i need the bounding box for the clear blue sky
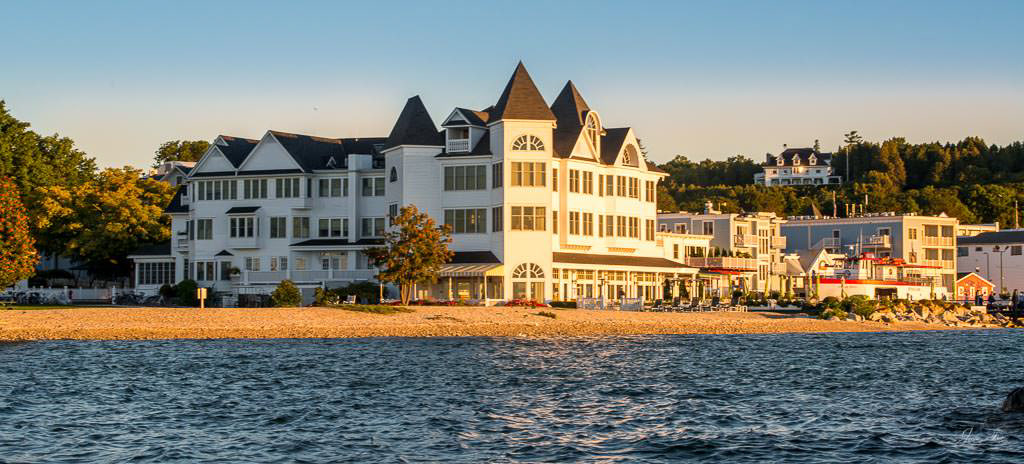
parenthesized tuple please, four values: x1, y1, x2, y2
(2, 0, 1021, 168)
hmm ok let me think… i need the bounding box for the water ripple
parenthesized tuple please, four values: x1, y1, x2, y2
(1, 331, 1023, 462)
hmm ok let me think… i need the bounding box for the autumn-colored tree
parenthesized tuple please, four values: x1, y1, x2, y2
(0, 177, 37, 288)
(31, 167, 173, 277)
(153, 140, 210, 167)
(365, 205, 453, 305)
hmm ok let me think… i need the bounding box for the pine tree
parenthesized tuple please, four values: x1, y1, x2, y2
(0, 177, 37, 289)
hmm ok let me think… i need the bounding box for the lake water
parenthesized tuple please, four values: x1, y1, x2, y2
(1, 331, 1022, 462)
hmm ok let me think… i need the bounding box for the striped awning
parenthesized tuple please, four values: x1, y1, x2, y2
(440, 263, 504, 277)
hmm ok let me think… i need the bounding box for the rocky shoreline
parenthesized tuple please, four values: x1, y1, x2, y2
(824, 299, 1023, 329)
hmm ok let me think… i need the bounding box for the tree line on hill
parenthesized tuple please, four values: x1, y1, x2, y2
(656, 133, 1024, 226)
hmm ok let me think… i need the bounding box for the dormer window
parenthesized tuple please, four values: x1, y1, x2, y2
(622, 145, 637, 166)
(326, 157, 338, 169)
(776, 157, 784, 166)
(792, 156, 800, 166)
(809, 155, 817, 165)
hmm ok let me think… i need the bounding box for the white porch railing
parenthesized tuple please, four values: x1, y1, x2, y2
(684, 257, 758, 271)
(922, 236, 954, 247)
(772, 236, 787, 249)
(239, 269, 378, 284)
(446, 138, 470, 153)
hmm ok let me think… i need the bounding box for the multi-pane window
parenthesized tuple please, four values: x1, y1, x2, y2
(552, 210, 559, 234)
(510, 162, 546, 187)
(230, 217, 256, 238)
(703, 221, 714, 235)
(645, 219, 655, 241)
(492, 207, 503, 232)
(598, 215, 605, 237)
(510, 206, 547, 231)
(616, 176, 626, 196)
(583, 213, 594, 236)
(569, 211, 580, 235)
(629, 178, 640, 199)
(269, 217, 287, 238)
(492, 163, 503, 188)
(275, 178, 300, 198)
(444, 208, 488, 234)
(598, 175, 605, 196)
(569, 170, 580, 193)
(443, 165, 487, 191)
(616, 216, 627, 237)
(319, 178, 348, 197)
(582, 172, 593, 194)
(605, 175, 614, 196)
(388, 204, 399, 225)
(361, 217, 385, 238)
(195, 261, 216, 281)
(195, 180, 237, 201)
(361, 177, 385, 196)
(552, 168, 558, 192)
(138, 262, 175, 285)
(605, 215, 615, 236)
(243, 179, 268, 199)
(318, 218, 348, 238)
(244, 257, 260, 272)
(196, 219, 213, 240)
(270, 256, 289, 272)
(645, 181, 656, 202)
(629, 217, 640, 238)
(293, 217, 310, 239)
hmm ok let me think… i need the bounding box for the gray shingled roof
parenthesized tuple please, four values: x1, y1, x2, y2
(128, 241, 172, 257)
(449, 251, 501, 264)
(218, 135, 259, 168)
(382, 95, 443, 150)
(163, 187, 188, 214)
(600, 128, 630, 165)
(489, 62, 556, 122)
(269, 131, 385, 171)
(764, 148, 833, 167)
(553, 252, 686, 268)
(958, 230, 1024, 245)
(551, 80, 591, 158)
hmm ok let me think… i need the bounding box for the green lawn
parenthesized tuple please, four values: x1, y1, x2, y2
(1, 304, 80, 310)
(328, 304, 415, 315)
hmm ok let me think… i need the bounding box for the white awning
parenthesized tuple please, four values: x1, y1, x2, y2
(440, 263, 503, 277)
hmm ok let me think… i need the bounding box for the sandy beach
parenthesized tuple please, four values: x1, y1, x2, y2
(0, 306, 972, 341)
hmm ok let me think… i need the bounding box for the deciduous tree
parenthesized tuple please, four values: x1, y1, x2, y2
(153, 140, 210, 166)
(365, 205, 453, 305)
(0, 178, 37, 288)
(31, 168, 173, 277)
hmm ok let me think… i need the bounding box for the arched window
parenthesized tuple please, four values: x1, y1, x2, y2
(511, 262, 545, 300)
(389, 166, 398, 182)
(511, 135, 545, 152)
(512, 262, 545, 279)
(622, 145, 638, 166)
(585, 112, 600, 153)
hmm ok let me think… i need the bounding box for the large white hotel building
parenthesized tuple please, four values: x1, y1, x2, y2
(131, 64, 735, 304)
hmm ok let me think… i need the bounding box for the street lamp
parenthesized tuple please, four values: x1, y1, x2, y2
(993, 245, 1010, 296)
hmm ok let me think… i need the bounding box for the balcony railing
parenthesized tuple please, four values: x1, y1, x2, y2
(921, 259, 954, 269)
(772, 236, 787, 249)
(922, 236, 954, 247)
(175, 239, 189, 251)
(684, 256, 758, 271)
(863, 234, 892, 248)
(772, 262, 790, 274)
(814, 237, 840, 249)
(733, 234, 758, 247)
(239, 269, 379, 284)
(446, 138, 470, 153)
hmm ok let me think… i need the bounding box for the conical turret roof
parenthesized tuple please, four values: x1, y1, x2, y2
(383, 95, 443, 150)
(550, 80, 591, 127)
(489, 62, 556, 122)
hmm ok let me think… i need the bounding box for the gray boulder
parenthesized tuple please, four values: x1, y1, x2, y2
(1002, 387, 1024, 412)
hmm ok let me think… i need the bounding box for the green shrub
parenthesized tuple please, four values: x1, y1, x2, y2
(176, 279, 198, 306)
(822, 296, 841, 309)
(334, 304, 413, 314)
(819, 308, 848, 320)
(270, 280, 302, 307)
(548, 301, 577, 309)
(159, 284, 176, 300)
